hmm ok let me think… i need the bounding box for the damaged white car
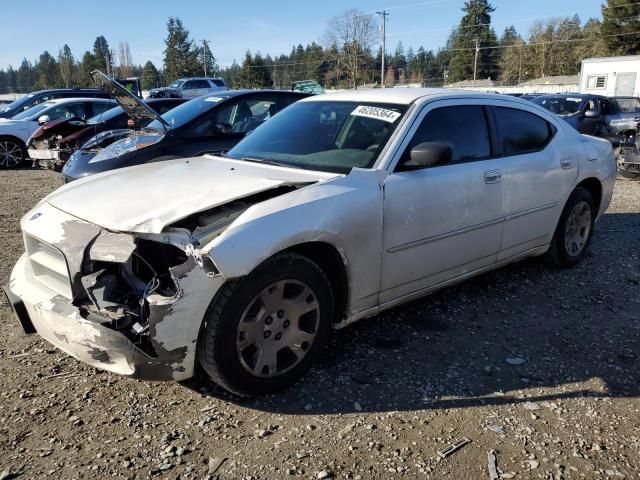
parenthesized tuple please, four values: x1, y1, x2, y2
(4, 89, 615, 395)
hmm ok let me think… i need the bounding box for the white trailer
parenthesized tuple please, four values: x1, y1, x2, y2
(580, 56, 640, 97)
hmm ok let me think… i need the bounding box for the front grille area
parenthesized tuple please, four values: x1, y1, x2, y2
(24, 234, 72, 298)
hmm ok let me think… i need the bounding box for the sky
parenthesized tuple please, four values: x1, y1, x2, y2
(0, 0, 603, 71)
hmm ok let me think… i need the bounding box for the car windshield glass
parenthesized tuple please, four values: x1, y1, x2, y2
(226, 101, 408, 174)
(532, 96, 583, 116)
(12, 102, 51, 120)
(169, 80, 185, 89)
(615, 98, 640, 113)
(88, 105, 124, 123)
(1, 95, 32, 113)
(147, 94, 230, 131)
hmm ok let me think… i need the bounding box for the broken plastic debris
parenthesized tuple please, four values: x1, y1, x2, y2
(505, 356, 526, 366)
(485, 424, 505, 434)
(488, 450, 499, 480)
(437, 437, 471, 458)
(523, 401, 541, 411)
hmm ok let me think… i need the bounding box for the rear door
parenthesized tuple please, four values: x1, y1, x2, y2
(490, 104, 578, 260)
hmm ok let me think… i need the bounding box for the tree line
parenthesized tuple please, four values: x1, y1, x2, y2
(0, 0, 638, 94)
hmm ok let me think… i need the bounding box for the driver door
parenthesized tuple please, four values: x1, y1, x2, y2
(578, 98, 603, 136)
(380, 101, 505, 303)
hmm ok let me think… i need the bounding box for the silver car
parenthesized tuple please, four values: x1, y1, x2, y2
(147, 77, 228, 99)
(4, 89, 616, 396)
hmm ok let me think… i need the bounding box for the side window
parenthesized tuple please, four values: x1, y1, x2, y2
(493, 107, 554, 155)
(601, 99, 619, 115)
(46, 102, 87, 120)
(184, 80, 209, 89)
(211, 79, 225, 87)
(403, 105, 491, 164)
(89, 102, 114, 117)
(215, 97, 277, 133)
(183, 80, 198, 89)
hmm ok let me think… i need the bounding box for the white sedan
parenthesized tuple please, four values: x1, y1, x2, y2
(4, 89, 615, 395)
(0, 97, 115, 168)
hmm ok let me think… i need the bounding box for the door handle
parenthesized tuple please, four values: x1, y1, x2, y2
(484, 169, 502, 184)
(560, 157, 575, 170)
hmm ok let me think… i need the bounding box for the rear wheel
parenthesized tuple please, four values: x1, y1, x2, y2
(545, 187, 595, 268)
(0, 138, 27, 169)
(197, 252, 333, 396)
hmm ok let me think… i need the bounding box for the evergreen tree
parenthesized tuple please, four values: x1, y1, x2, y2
(499, 26, 525, 84)
(448, 0, 499, 82)
(17, 58, 34, 92)
(35, 51, 59, 89)
(141, 61, 160, 90)
(163, 17, 200, 83)
(6, 66, 18, 92)
(238, 51, 272, 88)
(197, 41, 218, 77)
(81, 51, 96, 85)
(93, 35, 111, 73)
(602, 0, 640, 54)
(58, 44, 75, 87)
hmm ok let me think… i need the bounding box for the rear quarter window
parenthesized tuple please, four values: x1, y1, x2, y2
(494, 107, 555, 155)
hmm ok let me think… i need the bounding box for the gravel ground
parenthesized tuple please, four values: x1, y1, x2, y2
(0, 169, 639, 480)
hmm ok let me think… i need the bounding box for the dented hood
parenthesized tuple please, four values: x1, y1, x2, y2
(46, 155, 337, 234)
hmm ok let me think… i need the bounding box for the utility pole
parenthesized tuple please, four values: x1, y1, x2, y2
(376, 10, 389, 88)
(473, 38, 480, 85)
(201, 39, 211, 77)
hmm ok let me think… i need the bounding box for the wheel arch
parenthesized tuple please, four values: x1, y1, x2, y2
(0, 134, 27, 148)
(283, 241, 350, 326)
(575, 177, 603, 213)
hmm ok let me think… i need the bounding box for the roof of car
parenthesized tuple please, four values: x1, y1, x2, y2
(176, 77, 225, 81)
(302, 87, 517, 105)
(42, 97, 116, 105)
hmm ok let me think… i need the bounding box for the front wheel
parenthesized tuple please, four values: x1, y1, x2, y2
(545, 187, 596, 268)
(197, 252, 334, 396)
(0, 138, 27, 169)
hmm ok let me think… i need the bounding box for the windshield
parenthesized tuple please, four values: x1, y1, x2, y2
(88, 105, 125, 123)
(226, 101, 408, 173)
(0, 95, 32, 113)
(169, 80, 185, 89)
(147, 94, 229, 131)
(615, 98, 640, 113)
(532, 96, 584, 116)
(12, 102, 51, 120)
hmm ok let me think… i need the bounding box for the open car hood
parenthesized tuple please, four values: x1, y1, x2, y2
(45, 155, 337, 234)
(91, 70, 169, 132)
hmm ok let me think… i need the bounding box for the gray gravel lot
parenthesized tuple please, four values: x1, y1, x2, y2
(0, 169, 639, 479)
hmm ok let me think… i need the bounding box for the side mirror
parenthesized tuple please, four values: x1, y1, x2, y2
(584, 110, 599, 119)
(38, 115, 51, 125)
(400, 142, 453, 170)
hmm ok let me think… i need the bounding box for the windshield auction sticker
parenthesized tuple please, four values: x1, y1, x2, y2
(205, 96, 224, 102)
(351, 105, 401, 123)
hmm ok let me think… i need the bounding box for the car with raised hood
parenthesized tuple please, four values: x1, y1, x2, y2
(0, 97, 116, 169)
(148, 77, 228, 99)
(27, 98, 187, 171)
(4, 89, 615, 396)
(61, 71, 311, 182)
(0, 88, 111, 120)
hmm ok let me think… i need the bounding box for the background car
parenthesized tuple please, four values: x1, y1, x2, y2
(0, 88, 111, 119)
(0, 97, 116, 168)
(531, 94, 637, 139)
(62, 75, 310, 182)
(27, 98, 186, 170)
(147, 77, 228, 99)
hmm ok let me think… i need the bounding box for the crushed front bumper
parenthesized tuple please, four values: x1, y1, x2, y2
(28, 148, 59, 160)
(5, 253, 223, 381)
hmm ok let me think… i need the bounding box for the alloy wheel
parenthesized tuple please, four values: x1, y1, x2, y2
(236, 279, 320, 378)
(0, 140, 24, 168)
(564, 200, 592, 256)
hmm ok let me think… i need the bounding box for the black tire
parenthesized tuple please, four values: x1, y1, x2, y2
(544, 187, 596, 268)
(0, 137, 27, 169)
(197, 252, 334, 396)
